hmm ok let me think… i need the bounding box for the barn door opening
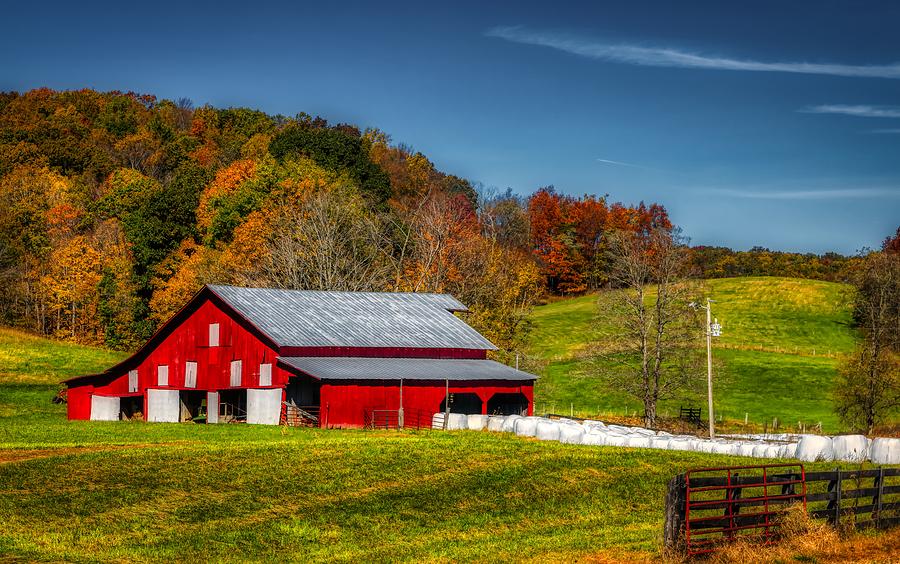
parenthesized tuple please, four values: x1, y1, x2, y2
(120, 397, 144, 421)
(487, 392, 529, 416)
(179, 390, 208, 423)
(218, 389, 247, 423)
(284, 375, 321, 426)
(440, 393, 482, 415)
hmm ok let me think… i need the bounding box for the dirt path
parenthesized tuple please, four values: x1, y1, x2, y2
(0, 442, 193, 464)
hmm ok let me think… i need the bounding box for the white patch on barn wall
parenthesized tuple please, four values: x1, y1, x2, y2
(230, 360, 242, 387)
(157, 365, 169, 386)
(209, 323, 220, 347)
(90, 395, 120, 421)
(128, 369, 138, 393)
(247, 388, 281, 425)
(147, 389, 179, 422)
(185, 361, 198, 388)
(207, 391, 219, 424)
(259, 363, 272, 386)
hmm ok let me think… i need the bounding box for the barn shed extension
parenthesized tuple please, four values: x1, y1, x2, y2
(64, 285, 536, 427)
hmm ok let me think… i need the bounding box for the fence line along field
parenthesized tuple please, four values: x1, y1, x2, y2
(528, 276, 860, 431)
(2, 324, 895, 561)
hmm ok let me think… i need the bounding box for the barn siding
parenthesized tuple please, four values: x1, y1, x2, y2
(67, 297, 289, 420)
(319, 380, 534, 428)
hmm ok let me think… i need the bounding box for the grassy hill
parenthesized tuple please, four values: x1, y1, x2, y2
(528, 277, 860, 431)
(0, 321, 895, 560)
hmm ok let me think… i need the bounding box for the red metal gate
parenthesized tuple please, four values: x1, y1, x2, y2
(684, 463, 807, 556)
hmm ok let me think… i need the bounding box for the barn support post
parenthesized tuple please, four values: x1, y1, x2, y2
(443, 378, 449, 430)
(398, 378, 404, 429)
(664, 473, 687, 551)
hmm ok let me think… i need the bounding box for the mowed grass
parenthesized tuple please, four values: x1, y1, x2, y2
(0, 326, 885, 561)
(529, 277, 863, 431)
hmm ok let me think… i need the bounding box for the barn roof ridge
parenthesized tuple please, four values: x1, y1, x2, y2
(206, 284, 497, 351)
(206, 284, 470, 311)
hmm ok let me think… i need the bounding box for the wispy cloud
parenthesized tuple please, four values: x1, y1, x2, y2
(801, 104, 900, 118)
(710, 187, 900, 200)
(485, 26, 900, 79)
(596, 158, 646, 169)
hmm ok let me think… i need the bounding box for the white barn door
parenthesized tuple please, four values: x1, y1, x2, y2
(90, 395, 120, 421)
(207, 391, 219, 424)
(246, 388, 281, 425)
(147, 389, 179, 423)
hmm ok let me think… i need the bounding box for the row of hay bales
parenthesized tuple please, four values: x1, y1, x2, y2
(431, 413, 900, 464)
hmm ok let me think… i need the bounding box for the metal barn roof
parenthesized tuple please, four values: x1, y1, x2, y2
(208, 285, 497, 350)
(278, 357, 537, 381)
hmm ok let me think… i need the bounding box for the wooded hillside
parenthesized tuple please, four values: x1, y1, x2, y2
(0, 89, 676, 353)
(0, 89, 863, 353)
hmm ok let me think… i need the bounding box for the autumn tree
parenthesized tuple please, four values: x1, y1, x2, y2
(834, 250, 900, 434)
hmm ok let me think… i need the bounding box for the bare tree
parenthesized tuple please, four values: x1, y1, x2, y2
(835, 251, 900, 434)
(592, 228, 703, 427)
(249, 185, 394, 292)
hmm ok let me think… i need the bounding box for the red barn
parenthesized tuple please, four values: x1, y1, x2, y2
(64, 285, 536, 427)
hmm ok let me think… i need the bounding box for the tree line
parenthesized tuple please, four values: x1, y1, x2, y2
(0, 88, 882, 363)
(0, 88, 675, 357)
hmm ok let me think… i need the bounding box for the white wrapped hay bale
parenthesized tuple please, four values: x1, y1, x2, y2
(778, 443, 797, 459)
(447, 413, 469, 430)
(605, 434, 629, 447)
(711, 442, 734, 455)
(581, 433, 606, 446)
(558, 425, 585, 444)
(751, 444, 770, 458)
(582, 420, 606, 430)
(431, 412, 445, 429)
(795, 435, 834, 462)
(695, 441, 716, 454)
(626, 436, 652, 448)
(514, 416, 542, 437)
(869, 438, 900, 465)
(728, 443, 745, 456)
(466, 414, 489, 431)
(667, 438, 692, 452)
(607, 425, 630, 434)
(501, 414, 523, 433)
(535, 420, 561, 441)
(650, 436, 671, 450)
(487, 416, 506, 432)
(739, 444, 757, 457)
(832, 435, 869, 463)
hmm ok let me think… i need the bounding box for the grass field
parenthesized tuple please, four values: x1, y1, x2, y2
(528, 277, 861, 431)
(1, 324, 890, 561)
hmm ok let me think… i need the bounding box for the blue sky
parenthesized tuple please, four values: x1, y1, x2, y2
(2, 1, 898, 253)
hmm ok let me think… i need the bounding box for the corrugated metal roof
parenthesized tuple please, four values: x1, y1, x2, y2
(208, 285, 497, 350)
(278, 356, 537, 381)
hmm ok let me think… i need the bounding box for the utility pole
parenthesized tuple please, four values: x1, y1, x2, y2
(691, 298, 721, 439)
(705, 300, 714, 439)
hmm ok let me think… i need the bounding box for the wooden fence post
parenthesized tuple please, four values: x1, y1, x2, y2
(874, 467, 884, 529)
(827, 467, 842, 527)
(664, 473, 687, 551)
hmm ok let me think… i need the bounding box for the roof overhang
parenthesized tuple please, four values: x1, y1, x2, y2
(277, 356, 538, 382)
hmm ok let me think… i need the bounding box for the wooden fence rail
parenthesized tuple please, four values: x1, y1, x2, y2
(665, 465, 900, 555)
